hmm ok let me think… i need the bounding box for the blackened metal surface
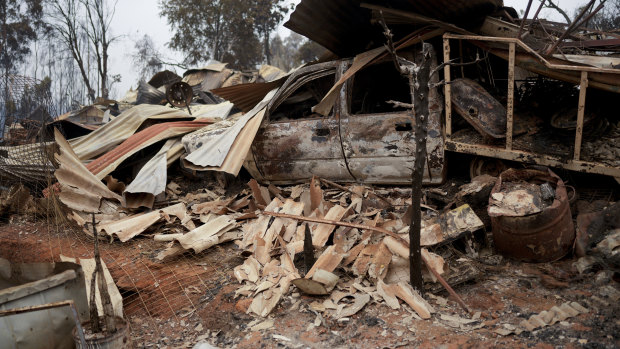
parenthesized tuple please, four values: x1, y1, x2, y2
(451, 78, 507, 139)
(250, 118, 354, 184)
(285, 0, 501, 57)
(166, 82, 193, 108)
(339, 47, 445, 185)
(489, 168, 575, 262)
(148, 70, 181, 89)
(246, 49, 446, 185)
(136, 80, 165, 105)
(212, 80, 284, 113)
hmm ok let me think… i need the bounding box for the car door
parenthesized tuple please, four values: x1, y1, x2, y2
(246, 62, 355, 184)
(339, 49, 446, 185)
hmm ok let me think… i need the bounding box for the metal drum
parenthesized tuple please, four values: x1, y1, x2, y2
(489, 168, 575, 262)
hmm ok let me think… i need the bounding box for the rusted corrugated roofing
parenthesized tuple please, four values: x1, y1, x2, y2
(285, 0, 502, 57)
(86, 120, 212, 179)
(68, 104, 195, 161)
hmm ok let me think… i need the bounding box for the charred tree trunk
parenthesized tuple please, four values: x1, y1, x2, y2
(409, 43, 432, 292)
(380, 18, 432, 292)
(264, 29, 271, 65)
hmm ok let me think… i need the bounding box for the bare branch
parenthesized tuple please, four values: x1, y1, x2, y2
(387, 100, 415, 109)
(432, 52, 488, 78)
(542, 0, 572, 25)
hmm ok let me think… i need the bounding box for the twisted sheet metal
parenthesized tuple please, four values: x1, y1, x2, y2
(284, 0, 501, 56)
(86, 120, 213, 180)
(68, 104, 195, 161)
(123, 138, 184, 209)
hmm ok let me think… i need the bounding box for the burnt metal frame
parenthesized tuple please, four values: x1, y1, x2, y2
(442, 33, 620, 178)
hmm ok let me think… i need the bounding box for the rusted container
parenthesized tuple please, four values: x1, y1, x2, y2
(488, 168, 575, 262)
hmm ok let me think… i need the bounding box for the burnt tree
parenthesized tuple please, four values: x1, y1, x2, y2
(380, 21, 432, 292)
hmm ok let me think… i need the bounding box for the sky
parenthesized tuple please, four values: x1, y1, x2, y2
(108, 0, 300, 98)
(107, 0, 586, 99)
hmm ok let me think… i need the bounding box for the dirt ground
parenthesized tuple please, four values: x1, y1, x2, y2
(1, 213, 618, 349)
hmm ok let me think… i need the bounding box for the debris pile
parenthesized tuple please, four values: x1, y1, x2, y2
(0, 0, 618, 346)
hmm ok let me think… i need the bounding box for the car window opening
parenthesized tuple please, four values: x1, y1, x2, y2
(270, 73, 335, 122)
(351, 61, 411, 115)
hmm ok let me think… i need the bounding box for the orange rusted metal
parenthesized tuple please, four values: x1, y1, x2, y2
(489, 168, 575, 262)
(87, 121, 211, 176)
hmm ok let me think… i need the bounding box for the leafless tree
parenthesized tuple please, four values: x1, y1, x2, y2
(47, 0, 119, 102)
(82, 0, 119, 100)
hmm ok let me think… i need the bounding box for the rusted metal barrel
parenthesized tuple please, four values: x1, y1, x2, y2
(489, 168, 575, 262)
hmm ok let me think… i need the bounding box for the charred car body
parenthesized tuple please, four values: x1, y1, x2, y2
(244, 48, 446, 185)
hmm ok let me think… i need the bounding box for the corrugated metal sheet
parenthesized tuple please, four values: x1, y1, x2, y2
(136, 80, 166, 104)
(284, 0, 501, 56)
(54, 129, 124, 213)
(86, 120, 212, 179)
(182, 90, 277, 174)
(68, 104, 195, 161)
(258, 65, 287, 82)
(124, 138, 184, 209)
(148, 70, 181, 88)
(211, 80, 283, 112)
(183, 62, 229, 77)
(45, 119, 98, 141)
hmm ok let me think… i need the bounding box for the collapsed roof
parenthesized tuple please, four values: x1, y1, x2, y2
(284, 0, 503, 56)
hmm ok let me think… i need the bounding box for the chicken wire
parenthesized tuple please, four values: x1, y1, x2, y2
(0, 74, 57, 190)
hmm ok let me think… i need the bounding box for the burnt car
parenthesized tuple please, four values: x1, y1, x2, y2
(243, 47, 445, 185)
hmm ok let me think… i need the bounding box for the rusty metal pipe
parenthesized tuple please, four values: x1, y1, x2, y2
(517, 0, 534, 39)
(545, 0, 597, 54)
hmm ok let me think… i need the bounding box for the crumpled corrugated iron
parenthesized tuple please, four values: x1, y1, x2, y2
(181, 89, 277, 175)
(123, 138, 184, 209)
(53, 129, 124, 213)
(85, 120, 213, 180)
(68, 104, 194, 161)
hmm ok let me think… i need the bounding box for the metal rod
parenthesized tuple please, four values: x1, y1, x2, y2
(506, 42, 515, 150)
(574, 71, 588, 161)
(263, 211, 401, 240)
(528, 0, 546, 36)
(545, 0, 597, 55)
(445, 139, 619, 177)
(517, 0, 534, 39)
(185, 100, 192, 116)
(443, 36, 452, 137)
(458, 40, 465, 78)
(442, 33, 620, 74)
(0, 300, 88, 347)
